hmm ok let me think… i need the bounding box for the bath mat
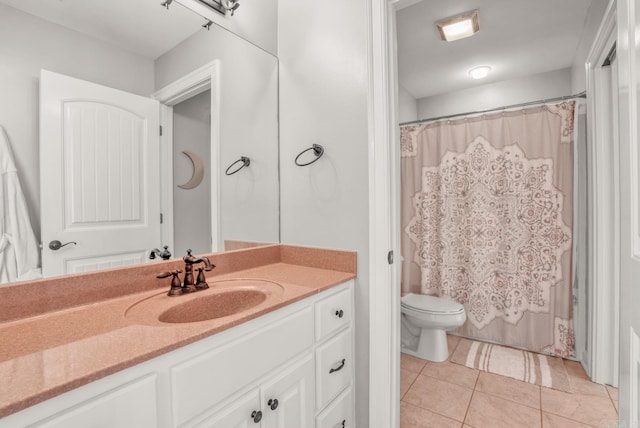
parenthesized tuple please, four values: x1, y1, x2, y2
(450, 338, 572, 392)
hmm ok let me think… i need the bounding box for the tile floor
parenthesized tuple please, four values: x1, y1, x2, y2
(400, 335, 619, 428)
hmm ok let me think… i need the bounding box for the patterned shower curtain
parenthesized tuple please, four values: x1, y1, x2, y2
(400, 102, 576, 358)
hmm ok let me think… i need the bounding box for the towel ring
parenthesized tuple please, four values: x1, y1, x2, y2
(225, 156, 250, 175)
(295, 144, 324, 166)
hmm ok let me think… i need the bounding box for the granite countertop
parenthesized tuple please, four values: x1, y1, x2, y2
(0, 245, 356, 418)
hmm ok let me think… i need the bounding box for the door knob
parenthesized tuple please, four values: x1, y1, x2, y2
(48, 240, 77, 251)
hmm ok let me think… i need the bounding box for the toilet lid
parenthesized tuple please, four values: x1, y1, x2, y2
(401, 293, 464, 315)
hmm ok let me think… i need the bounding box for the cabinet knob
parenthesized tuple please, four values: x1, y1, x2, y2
(251, 410, 262, 423)
(335, 309, 344, 318)
(329, 358, 346, 374)
(339, 420, 346, 428)
(267, 398, 279, 410)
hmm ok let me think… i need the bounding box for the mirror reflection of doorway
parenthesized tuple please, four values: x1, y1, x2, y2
(172, 90, 212, 256)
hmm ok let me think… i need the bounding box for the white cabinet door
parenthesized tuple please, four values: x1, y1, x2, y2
(261, 355, 315, 428)
(195, 390, 262, 428)
(171, 308, 313, 426)
(32, 375, 158, 428)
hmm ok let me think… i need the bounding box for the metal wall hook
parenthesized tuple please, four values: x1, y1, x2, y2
(225, 156, 250, 175)
(202, 20, 214, 31)
(295, 144, 324, 166)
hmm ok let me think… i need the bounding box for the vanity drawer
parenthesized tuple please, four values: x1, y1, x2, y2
(316, 386, 353, 428)
(315, 287, 352, 342)
(316, 328, 352, 411)
(171, 307, 313, 426)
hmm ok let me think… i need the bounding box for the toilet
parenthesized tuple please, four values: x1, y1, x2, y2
(400, 293, 466, 362)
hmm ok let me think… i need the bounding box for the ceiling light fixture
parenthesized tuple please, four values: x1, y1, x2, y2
(435, 10, 480, 42)
(468, 66, 492, 79)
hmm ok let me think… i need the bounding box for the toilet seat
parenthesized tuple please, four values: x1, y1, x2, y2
(401, 293, 464, 315)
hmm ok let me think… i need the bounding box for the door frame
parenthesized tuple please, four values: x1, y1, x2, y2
(368, 0, 401, 426)
(616, 0, 640, 421)
(152, 60, 222, 254)
(368, 0, 623, 425)
(585, 0, 619, 386)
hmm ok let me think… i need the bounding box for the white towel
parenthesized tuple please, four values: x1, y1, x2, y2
(0, 126, 40, 283)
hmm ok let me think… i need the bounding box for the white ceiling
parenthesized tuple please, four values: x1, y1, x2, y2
(1, 0, 600, 94)
(396, 0, 597, 100)
(0, 0, 205, 59)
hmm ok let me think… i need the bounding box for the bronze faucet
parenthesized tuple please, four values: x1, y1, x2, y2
(157, 249, 215, 296)
(149, 245, 172, 260)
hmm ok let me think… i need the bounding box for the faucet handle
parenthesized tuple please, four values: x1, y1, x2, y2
(157, 270, 183, 296)
(157, 269, 182, 278)
(195, 267, 210, 290)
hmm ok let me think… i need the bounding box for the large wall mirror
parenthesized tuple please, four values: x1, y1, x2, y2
(0, 0, 279, 284)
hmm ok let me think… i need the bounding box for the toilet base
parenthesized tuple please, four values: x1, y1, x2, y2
(400, 328, 449, 362)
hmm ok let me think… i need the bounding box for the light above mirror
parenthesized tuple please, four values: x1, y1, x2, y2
(197, 0, 241, 16)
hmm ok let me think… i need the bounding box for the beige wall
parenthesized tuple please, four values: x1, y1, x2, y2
(571, 0, 611, 93)
(155, 25, 280, 247)
(278, 0, 371, 425)
(173, 90, 212, 256)
(398, 84, 418, 123)
(177, 0, 278, 56)
(416, 68, 573, 120)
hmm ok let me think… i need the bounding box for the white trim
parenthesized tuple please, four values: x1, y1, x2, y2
(630, 326, 640, 424)
(159, 104, 175, 254)
(585, 0, 620, 386)
(152, 60, 222, 253)
(572, 99, 586, 367)
(390, 0, 422, 11)
(153, 62, 215, 106)
(369, 0, 400, 427)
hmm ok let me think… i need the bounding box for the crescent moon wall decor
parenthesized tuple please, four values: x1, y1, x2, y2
(178, 150, 205, 189)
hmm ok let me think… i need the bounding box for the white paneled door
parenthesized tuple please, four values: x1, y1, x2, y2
(40, 70, 161, 278)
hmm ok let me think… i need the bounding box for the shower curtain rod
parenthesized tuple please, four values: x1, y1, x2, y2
(400, 91, 587, 126)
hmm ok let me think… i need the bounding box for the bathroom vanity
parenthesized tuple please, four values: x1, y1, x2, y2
(0, 245, 356, 428)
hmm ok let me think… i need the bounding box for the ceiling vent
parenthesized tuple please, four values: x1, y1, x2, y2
(435, 10, 480, 42)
